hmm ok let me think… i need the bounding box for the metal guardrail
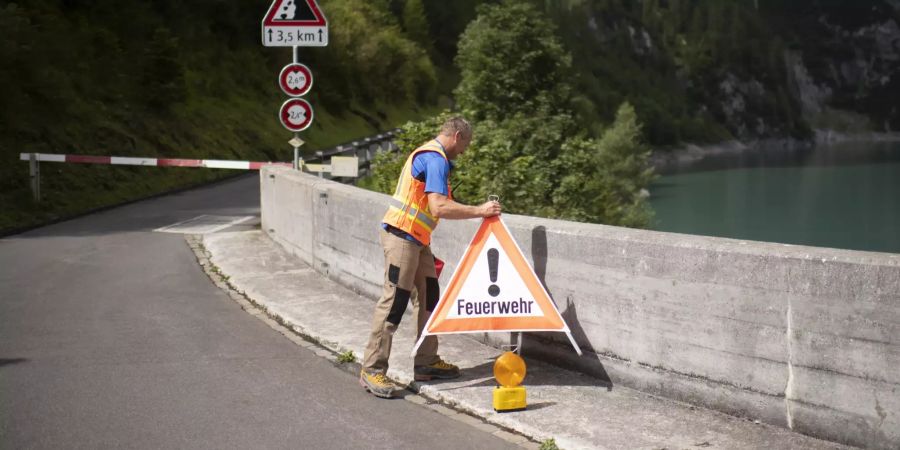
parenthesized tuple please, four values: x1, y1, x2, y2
(305, 128, 402, 180)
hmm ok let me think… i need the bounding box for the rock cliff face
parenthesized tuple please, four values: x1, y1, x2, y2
(710, 3, 900, 137)
(548, 1, 900, 144)
(785, 2, 900, 132)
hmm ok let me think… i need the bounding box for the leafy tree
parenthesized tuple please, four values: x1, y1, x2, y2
(368, 2, 656, 229)
(454, 1, 572, 122)
(451, 1, 653, 227)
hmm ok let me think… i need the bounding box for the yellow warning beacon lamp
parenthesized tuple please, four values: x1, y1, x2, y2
(493, 351, 527, 412)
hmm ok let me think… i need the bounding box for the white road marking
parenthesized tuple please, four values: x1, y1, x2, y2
(154, 215, 256, 234)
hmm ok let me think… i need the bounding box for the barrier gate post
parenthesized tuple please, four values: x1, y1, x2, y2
(29, 153, 41, 203)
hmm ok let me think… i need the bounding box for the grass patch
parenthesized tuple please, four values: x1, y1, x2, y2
(337, 350, 357, 364)
(540, 438, 561, 450)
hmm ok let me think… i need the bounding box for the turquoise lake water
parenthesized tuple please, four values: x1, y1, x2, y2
(649, 141, 900, 254)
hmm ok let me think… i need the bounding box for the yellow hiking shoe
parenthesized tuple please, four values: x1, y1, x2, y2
(414, 359, 460, 381)
(359, 370, 396, 398)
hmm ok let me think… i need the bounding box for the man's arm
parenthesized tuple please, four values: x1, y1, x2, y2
(428, 193, 501, 219)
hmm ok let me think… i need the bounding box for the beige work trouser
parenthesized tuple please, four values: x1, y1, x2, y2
(362, 229, 440, 374)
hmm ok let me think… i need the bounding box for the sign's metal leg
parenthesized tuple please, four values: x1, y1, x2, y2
(516, 332, 523, 355)
(293, 132, 300, 171)
(29, 153, 41, 203)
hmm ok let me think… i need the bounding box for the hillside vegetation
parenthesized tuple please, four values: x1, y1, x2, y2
(3, 0, 897, 233)
(0, 0, 442, 234)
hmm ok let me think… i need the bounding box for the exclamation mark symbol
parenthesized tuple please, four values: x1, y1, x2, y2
(487, 248, 500, 297)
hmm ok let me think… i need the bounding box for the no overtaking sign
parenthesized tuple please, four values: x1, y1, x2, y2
(280, 98, 314, 132)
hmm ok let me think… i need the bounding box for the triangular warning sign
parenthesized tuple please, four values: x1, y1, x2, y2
(261, 0, 329, 47)
(263, 0, 327, 26)
(413, 216, 582, 355)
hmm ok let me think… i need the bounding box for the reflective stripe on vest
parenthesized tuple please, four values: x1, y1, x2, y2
(381, 141, 451, 246)
(387, 197, 438, 230)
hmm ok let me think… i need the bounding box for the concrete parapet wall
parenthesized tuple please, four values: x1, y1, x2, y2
(260, 167, 900, 449)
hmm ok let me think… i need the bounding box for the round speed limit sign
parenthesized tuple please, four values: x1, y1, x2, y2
(279, 63, 313, 97)
(279, 98, 314, 132)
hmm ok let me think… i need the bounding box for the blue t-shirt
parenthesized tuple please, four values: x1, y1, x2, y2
(382, 141, 452, 245)
(411, 151, 451, 196)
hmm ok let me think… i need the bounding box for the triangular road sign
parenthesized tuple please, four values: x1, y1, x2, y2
(413, 216, 583, 355)
(262, 0, 328, 47)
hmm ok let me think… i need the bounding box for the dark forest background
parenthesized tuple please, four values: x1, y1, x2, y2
(2, 0, 898, 232)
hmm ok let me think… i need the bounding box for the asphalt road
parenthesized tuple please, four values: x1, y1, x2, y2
(0, 174, 519, 450)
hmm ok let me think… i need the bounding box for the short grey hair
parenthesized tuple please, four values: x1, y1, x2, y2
(439, 117, 472, 139)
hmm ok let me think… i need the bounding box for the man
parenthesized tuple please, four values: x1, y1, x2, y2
(360, 117, 502, 398)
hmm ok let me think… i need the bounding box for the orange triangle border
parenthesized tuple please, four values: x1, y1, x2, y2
(413, 217, 582, 356)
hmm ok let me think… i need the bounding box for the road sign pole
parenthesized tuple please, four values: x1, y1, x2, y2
(316, 151, 324, 178)
(291, 46, 299, 171)
(289, 135, 306, 172)
(293, 133, 300, 171)
(29, 153, 41, 203)
(516, 332, 523, 355)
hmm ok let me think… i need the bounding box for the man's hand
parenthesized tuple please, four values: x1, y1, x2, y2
(479, 200, 502, 217)
(428, 193, 501, 220)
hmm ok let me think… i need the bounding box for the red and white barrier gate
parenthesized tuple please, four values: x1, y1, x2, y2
(19, 153, 292, 170)
(20, 152, 292, 203)
(20, 152, 359, 203)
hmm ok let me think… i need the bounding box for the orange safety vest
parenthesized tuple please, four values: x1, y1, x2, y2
(382, 141, 452, 246)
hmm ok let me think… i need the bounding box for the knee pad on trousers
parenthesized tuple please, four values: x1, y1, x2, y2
(425, 277, 440, 312)
(386, 287, 411, 326)
(388, 264, 400, 284)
